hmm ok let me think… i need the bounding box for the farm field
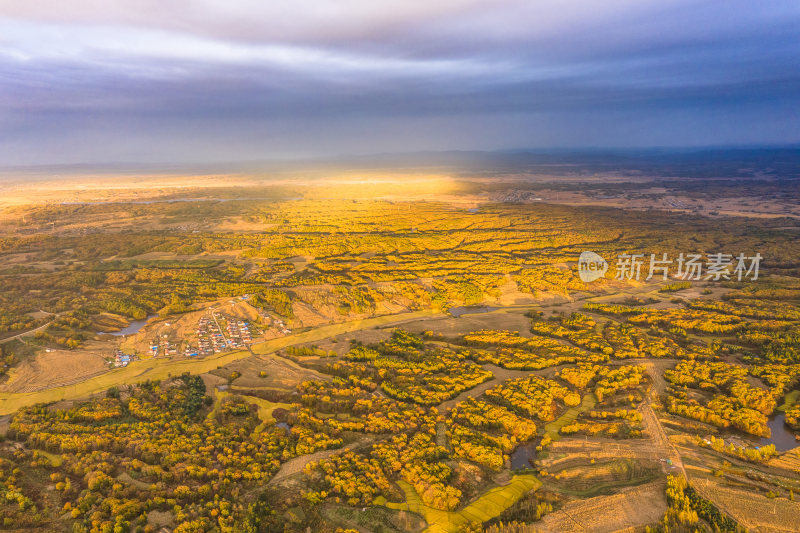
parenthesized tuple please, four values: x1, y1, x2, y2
(693, 479, 800, 533)
(536, 480, 667, 532)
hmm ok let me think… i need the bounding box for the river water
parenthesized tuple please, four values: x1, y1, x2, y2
(448, 305, 501, 318)
(759, 414, 799, 452)
(102, 315, 157, 336)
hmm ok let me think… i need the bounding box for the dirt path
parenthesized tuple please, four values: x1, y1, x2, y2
(640, 400, 686, 477)
(641, 358, 676, 396)
(437, 364, 552, 412)
(268, 435, 374, 485)
(639, 359, 687, 477)
(0, 319, 56, 345)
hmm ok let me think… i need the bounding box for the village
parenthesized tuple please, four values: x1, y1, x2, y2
(111, 301, 291, 367)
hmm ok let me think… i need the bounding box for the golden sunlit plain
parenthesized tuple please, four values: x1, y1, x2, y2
(2, 0, 800, 531)
(0, 166, 798, 532)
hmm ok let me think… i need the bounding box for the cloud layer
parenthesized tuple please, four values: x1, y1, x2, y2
(0, 0, 798, 165)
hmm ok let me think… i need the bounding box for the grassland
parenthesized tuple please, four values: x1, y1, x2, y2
(545, 393, 598, 440)
(382, 476, 541, 533)
(211, 390, 293, 431)
(31, 449, 63, 467)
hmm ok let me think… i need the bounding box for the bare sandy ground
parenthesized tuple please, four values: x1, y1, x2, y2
(493, 186, 800, 219)
(493, 276, 542, 306)
(2, 172, 796, 222)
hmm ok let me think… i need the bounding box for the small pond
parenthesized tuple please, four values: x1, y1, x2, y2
(510, 440, 539, 470)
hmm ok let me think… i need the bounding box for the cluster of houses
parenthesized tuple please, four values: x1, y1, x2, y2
(150, 335, 178, 358)
(109, 303, 283, 367)
(112, 349, 134, 367)
(194, 312, 255, 355)
(197, 314, 227, 356)
(223, 315, 253, 348)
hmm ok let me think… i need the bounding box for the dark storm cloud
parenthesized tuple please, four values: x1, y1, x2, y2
(0, 0, 798, 164)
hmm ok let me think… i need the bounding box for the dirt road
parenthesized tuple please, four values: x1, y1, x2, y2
(268, 435, 374, 485)
(0, 319, 55, 345)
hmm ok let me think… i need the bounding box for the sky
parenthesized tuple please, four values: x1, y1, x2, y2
(0, 0, 798, 166)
